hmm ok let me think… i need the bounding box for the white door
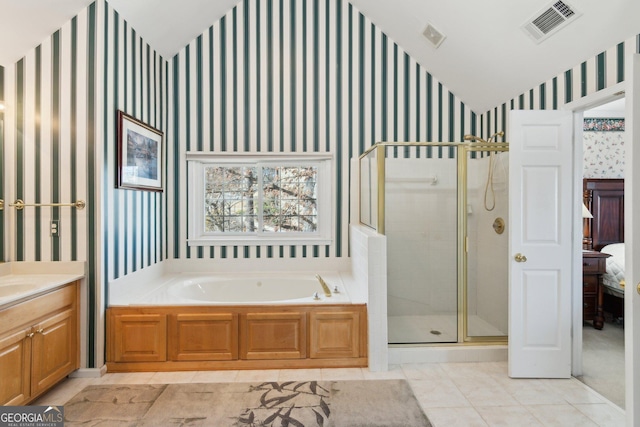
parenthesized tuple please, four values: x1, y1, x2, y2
(625, 54, 640, 425)
(509, 110, 574, 378)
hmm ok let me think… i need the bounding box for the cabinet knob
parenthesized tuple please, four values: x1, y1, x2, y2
(26, 332, 35, 338)
(36, 329, 44, 334)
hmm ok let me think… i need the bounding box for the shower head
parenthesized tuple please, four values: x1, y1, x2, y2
(487, 131, 505, 143)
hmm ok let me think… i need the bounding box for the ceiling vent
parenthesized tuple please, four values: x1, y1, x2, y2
(522, 1, 582, 43)
(422, 23, 446, 49)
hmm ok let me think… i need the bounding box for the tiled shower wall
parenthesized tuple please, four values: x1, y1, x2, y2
(468, 153, 509, 334)
(385, 157, 458, 316)
(385, 154, 509, 334)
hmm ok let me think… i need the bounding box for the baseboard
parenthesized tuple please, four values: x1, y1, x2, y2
(70, 365, 107, 378)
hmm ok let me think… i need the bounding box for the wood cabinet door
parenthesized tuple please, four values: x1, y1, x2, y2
(0, 329, 32, 405)
(309, 311, 360, 359)
(31, 308, 78, 396)
(240, 312, 306, 360)
(110, 312, 167, 363)
(168, 313, 238, 361)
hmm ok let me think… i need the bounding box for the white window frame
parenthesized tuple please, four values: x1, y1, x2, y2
(186, 152, 334, 246)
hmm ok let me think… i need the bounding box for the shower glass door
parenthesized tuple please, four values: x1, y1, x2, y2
(465, 148, 509, 340)
(386, 146, 459, 344)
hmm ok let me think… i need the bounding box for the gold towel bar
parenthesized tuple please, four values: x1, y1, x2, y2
(9, 199, 86, 210)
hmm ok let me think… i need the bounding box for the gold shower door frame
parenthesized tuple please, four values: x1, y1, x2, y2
(359, 142, 510, 344)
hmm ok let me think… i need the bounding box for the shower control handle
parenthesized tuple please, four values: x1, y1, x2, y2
(514, 253, 527, 263)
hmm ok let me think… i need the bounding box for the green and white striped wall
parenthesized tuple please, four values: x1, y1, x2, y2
(100, 1, 168, 281)
(169, 0, 478, 261)
(480, 35, 640, 136)
(1, 0, 637, 368)
(2, 0, 168, 367)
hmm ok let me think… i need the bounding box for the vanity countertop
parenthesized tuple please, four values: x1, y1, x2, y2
(0, 262, 85, 310)
(0, 274, 84, 309)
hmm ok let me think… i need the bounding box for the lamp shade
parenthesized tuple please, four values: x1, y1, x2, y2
(582, 203, 593, 219)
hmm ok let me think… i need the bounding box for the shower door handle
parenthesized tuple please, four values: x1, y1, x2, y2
(514, 253, 527, 263)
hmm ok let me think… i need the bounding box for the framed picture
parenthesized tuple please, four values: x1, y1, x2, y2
(116, 110, 163, 192)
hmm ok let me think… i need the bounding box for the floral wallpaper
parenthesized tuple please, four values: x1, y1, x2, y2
(583, 124, 625, 179)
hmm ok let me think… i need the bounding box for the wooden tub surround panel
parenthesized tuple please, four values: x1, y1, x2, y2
(169, 313, 238, 361)
(106, 304, 367, 372)
(111, 313, 167, 363)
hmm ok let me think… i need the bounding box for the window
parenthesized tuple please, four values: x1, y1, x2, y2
(187, 153, 333, 246)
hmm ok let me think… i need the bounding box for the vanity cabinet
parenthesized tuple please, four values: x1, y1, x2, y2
(0, 282, 79, 405)
(107, 304, 367, 372)
(0, 329, 31, 405)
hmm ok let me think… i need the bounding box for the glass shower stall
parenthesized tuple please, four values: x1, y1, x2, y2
(359, 142, 509, 344)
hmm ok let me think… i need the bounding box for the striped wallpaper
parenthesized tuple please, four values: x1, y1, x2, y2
(100, 1, 168, 282)
(169, 0, 478, 261)
(2, 1, 168, 368)
(479, 35, 640, 137)
(0, 0, 637, 368)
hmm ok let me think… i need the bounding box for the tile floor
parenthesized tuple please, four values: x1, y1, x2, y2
(33, 362, 625, 426)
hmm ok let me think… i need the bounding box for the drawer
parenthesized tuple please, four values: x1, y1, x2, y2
(583, 295, 597, 319)
(582, 256, 606, 273)
(582, 275, 598, 293)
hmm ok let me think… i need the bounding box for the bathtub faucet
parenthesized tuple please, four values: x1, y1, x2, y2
(315, 275, 332, 297)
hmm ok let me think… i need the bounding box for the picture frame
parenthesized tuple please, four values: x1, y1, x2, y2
(116, 110, 163, 192)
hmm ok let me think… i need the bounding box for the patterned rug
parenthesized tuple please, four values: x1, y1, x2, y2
(63, 379, 431, 426)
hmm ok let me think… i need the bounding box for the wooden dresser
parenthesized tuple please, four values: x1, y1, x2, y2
(582, 250, 610, 330)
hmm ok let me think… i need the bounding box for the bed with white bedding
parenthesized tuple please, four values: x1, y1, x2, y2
(601, 243, 625, 299)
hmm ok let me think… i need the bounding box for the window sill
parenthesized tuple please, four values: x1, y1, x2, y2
(187, 237, 333, 247)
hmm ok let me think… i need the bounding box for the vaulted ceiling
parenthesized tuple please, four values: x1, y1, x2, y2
(1, 0, 639, 113)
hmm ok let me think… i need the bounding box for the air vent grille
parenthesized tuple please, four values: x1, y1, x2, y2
(553, 1, 575, 18)
(422, 23, 446, 49)
(522, 0, 581, 43)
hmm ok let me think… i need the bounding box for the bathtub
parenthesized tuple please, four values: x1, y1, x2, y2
(167, 276, 339, 303)
(106, 270, 366, 372)
(120, 272, 352, 306)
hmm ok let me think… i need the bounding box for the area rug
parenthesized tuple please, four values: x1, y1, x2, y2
(63, 379, 431, 426)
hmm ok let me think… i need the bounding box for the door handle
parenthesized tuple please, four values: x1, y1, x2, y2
(514, 253, 527, 263)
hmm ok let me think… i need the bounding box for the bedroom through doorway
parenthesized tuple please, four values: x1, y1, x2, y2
(578, 97, 626, 409)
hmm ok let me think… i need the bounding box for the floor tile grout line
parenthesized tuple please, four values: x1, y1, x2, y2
(32, 362, 625, 426)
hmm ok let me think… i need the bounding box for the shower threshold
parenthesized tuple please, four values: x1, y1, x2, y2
(388, 314, 506, 344)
